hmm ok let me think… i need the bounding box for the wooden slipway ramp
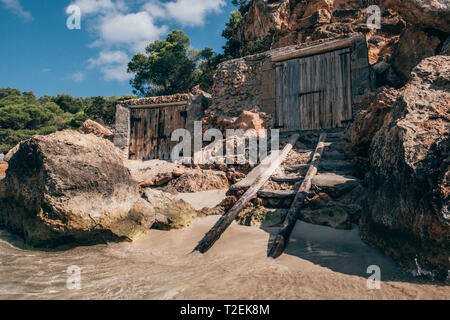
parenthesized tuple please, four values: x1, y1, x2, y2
(194, 129, 361, 257)
(194, 133, 300, 254)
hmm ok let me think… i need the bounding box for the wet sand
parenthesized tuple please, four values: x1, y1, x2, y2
(0, 216, 448, 300)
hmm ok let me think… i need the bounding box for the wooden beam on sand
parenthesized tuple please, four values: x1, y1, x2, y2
(194, 133, 300, 254)
(268, 133, 327, 259)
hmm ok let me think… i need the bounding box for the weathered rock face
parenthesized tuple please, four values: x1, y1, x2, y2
(354, 56, 450, 276)
(383, 0, 450, 33)
(125, 160, 230, 193)
(144, 189, 200, 230)
(441, 36, 450, 55)
(4, 143, 19, 162)
(390, 27, 442, 83)
(227, 0, 448, 93)
(162, 170, 229, 193)
(0, 130, 155, 247)
(235, 109, 267, 133)
(78, 119, 114, 141)
(0, 161, 7, 178)
(237, 206, 288, 227)
(347, 87, 399, 157)
(234, 0, 406, 64)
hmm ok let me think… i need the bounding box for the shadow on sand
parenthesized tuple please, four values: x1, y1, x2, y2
(263, 221, 440, 284)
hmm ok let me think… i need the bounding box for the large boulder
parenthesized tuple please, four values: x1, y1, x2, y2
(78, 119, 114, 141)
(358, 56, 450, 276)
(390, 27, 442, 84)
(144, 189, 200, 230)
(347, 87, 399, 157)
(4, 143, 19, 162)
(383, 0, 450, 33)
(0, 130, 155, 247)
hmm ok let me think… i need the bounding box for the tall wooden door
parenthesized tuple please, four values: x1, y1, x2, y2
(275, 48, 352, 131)
(129, 105, 187, 161)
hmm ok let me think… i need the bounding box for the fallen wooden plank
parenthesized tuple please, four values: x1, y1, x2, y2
(271, 176, 303, 183)
(194, 133, 300, 254)
(258, 190, 297, 198)
(231, 152, 277, 190)
(268, 133, 327, 259)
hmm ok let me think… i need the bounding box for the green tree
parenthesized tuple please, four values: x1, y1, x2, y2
(128, 30, 199, 97)
(231, 0, 252, 14)
(0, 88, 21, 99)
(52, 94, 83, 114)
(0, 89, 38, 107)
(222, 8, 277, 60)
(83, 96, 118, 125)
(0, 88, 125, 152)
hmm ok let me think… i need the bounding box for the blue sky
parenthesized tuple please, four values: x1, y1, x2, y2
(0, 0, 235, 98)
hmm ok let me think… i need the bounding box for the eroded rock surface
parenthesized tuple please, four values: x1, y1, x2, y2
(351, 56, 450, 276)
(0, 130, 155, 247)
(383, 0, 450, 33)
(78, 119, 114, 141)
(144, 189, 200, 230)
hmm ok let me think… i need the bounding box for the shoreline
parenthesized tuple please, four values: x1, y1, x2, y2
(0, 216, 448, 300)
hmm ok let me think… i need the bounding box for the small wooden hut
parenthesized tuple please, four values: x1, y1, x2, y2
(114, 34, 373, 161)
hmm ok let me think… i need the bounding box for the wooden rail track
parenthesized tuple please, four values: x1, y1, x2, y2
(268, 133, 327, 258)
(193, 133, 300, 254)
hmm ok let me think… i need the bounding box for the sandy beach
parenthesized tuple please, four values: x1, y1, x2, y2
(0, 215, 448, 300)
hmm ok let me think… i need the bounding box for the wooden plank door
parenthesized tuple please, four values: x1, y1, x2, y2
(129, 105, 187, 161)
(275, 47, 352, 131)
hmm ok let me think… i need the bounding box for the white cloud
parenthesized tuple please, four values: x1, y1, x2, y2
(65, 0, 226, 83)
(88, 50, 132, 82)
(163, 0, 226, 26)
(0, 0, 33, 21)
(142, 0, 226, 27)
(142, 0, 166, 19)
(88, 50, 129, 68)
(102, 64, 132, 82)
(70, 0, 122, 15)
(98, 11, 168, 51)
(66, 71, 86, 83)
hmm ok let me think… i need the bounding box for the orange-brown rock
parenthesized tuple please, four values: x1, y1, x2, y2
(222, 196, 238, 210)
(78, 119, 114, 141)
(235, 109, 266, 133)
(347, 87, 399, 157)
(233, 0, 406, 64)
(390, 27, 442, 83)
(383, 0, 450, 33)
(353, 56, 450, 277)
(0, 131, 155, 247)
(0, 161, 7, 178)
(172, 168, 185, 178)
(308, 192, 333, 208)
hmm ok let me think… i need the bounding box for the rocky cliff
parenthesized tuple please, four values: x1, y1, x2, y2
(349, 55, 449, 277)
(231, 0, 449, 86)
(231, 0, 449, 276)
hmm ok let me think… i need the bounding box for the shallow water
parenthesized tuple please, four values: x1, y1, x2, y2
(0, 216, 448, 300)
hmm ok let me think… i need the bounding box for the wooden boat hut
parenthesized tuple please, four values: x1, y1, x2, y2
(115, 34, 373, 161)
